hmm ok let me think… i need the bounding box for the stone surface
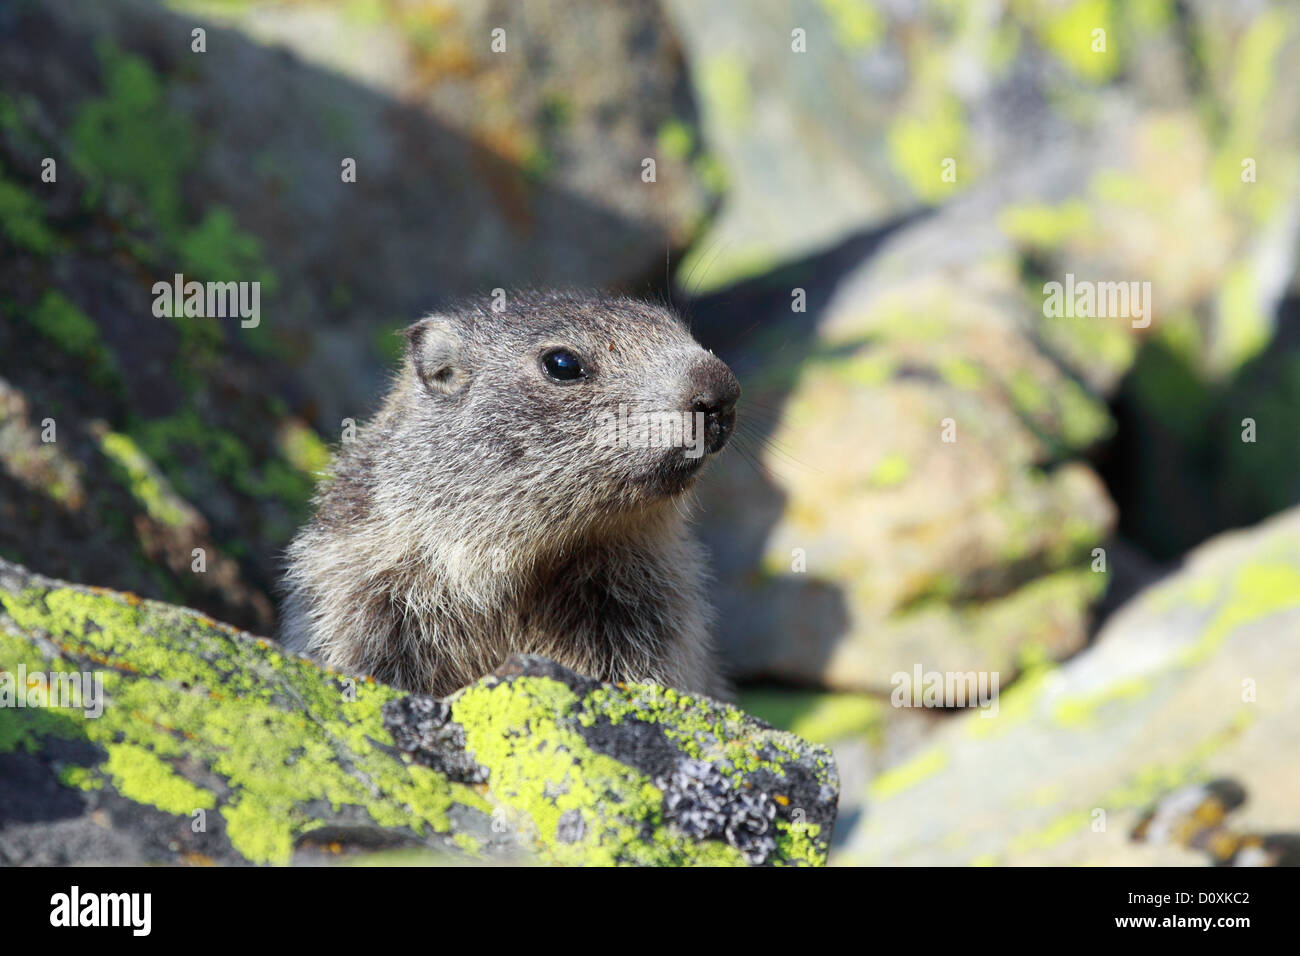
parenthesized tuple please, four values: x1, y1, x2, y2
(664, 0, 1228, 291)
(687, 0, 1300, 689)
(694, 166, 1120, 691)
(179, 0, 714, 252)
(0, 561, 837, 866)
(837, 506, 1300, 865)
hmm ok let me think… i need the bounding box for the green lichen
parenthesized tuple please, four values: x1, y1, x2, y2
(447, 675, 833, 866)
(455, 677, 716, 867)
(697, 54, 751, 132)
(70, 42, 195, 232)
(676, 239, 778, 295)
(102, 743, 217, 816)
(965, 643, 1058, 740)
(129, 409, 315, 522)
(1214, 260, 1271, 374)
(2, 570, 832, 867)
(27, 292, 99, 357)
(657, 118, 694, 162)
(822, 348, 896, 389)
(957, 567, 1106, 670)
(869, 746, 949, 801)
(1028, 0, 1118, 83)
(69, 41, 278, 369)
(938, 357, 987, 390)
(868, 452, 912, 489)
(692, 152, 729, 196)
(1004, 366, 1112, 451)
(817, 0, 884, 52)
(278, 420, 331, 479)
(991, 713, 1252, 862)
(98, 430, 191, 528)
(1208, 6, 1296, 216)
(1007, 808, 1092, 855)
(738, 689, 884, 745)
(0, 580, 473, 865)
(1186, 562, 1300, 666)
(173, 209, 280, 364)
(1048, 558, 1300, 728)
(998, 199, 1092, 249)
(887, 95, 968, 203)
(1053, 674, 1152, 728)
(582, 683, 820, 785)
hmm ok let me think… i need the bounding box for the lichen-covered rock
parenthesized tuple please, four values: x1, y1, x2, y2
(0, 561, 837, 866)
(383, 655, 837, 866)
(838, 506, 1300, 865)
(664, 0, 1228, 291)
(688, 0, 1300, 689)
(695, 172, 1120, 691)
(172, 0, 715, 256)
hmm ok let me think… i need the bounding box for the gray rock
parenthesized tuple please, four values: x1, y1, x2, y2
(838, 506, 1300, 865)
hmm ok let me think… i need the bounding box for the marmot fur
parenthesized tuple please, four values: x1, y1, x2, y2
(280, 290, 740, 699)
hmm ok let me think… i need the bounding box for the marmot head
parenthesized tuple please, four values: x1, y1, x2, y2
(397, 291, 740, 528)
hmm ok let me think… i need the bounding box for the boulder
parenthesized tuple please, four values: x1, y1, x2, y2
(663, 0, 1219, 291)
(695, 168, 1119, 691)
(0, 560, 837, 866)
(838, 506, 1300, 865)
(688, 0, 1300, 688)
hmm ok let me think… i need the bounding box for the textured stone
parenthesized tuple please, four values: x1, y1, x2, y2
(0, 562, 837, 866)
(838, 507, 1300, 865)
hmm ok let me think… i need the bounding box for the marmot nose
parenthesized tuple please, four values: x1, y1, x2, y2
(688, 356, 741, 453)
(689, 356, 741, 415)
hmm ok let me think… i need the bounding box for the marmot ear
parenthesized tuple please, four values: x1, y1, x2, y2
(405, 316, 467, 395)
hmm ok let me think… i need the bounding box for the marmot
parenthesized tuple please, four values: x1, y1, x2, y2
(280, 290, 740, 699)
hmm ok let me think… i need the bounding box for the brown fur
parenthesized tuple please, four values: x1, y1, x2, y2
(280, 291, 739, 698)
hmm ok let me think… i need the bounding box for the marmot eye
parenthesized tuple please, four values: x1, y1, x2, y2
(541, 348, 587, 382)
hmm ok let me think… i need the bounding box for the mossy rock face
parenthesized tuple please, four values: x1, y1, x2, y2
(0, 561, 837, 866)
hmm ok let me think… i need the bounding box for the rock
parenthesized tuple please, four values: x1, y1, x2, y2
(737, 686, 943, 849)
(0, 561, 837, 866)
(185, 0, 714, 254)
(663, 0, 1213, 291)
(694, 166, 1119, 691)
(837, 506, 1300, 865)
(687, 0, 1300, 688)
(0, 374, 281, 635)
(4, 0, 709, 431)
(984, 6, 1300, 557)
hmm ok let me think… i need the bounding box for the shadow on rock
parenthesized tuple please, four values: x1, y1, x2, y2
(680, 216, 925, 687)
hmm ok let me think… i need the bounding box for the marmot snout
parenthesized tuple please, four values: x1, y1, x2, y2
(280, 290, 739, 699)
